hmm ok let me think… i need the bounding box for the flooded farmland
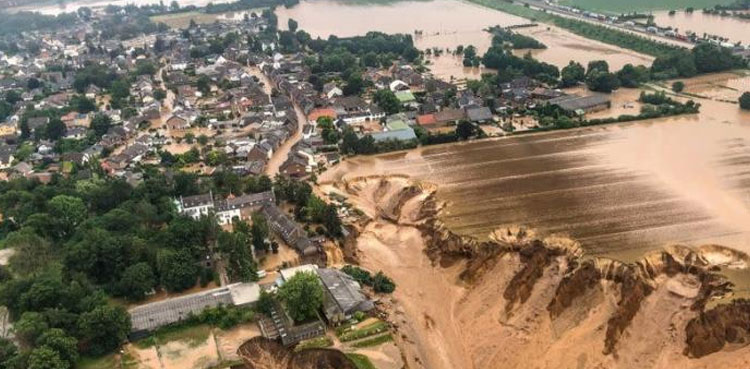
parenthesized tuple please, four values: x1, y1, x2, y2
(275, 0, 656, 78)
(323, 80, 750, 262)
(653, 10, 750, 46)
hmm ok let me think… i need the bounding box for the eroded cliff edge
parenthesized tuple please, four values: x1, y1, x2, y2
(330, 175, 750, 369)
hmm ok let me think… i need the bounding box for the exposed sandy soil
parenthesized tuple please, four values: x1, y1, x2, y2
(158, 331, 220, 369)
(216, 324, 262, 361)
(123, 344, 161, 369)
(321, 175, 750, 369)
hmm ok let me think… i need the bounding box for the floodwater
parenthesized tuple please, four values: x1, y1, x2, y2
(323, 74, 750, 262)
(652, 10, 750, 46)
(275, 0, 655, 79)
(8, 0, 233, 15)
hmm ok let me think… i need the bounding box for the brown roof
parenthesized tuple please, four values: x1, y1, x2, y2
(434, 109, 465, 123)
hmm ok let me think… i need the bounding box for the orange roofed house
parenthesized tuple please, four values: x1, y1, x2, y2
(307, 107, 337, 122)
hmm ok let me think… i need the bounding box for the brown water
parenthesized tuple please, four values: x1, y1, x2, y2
(9, 0, 232, 15)
(653, 10, 750, 46)
(275, 0, 655, 78)
(323, 74, 750, 261)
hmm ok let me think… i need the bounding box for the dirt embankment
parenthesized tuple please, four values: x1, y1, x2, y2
(236, 337, 358, 369)
(329, 175, 750, 369)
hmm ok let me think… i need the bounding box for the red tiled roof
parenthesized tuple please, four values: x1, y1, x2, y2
(416, 114, 437, 126)
(308, 108, 337, 122)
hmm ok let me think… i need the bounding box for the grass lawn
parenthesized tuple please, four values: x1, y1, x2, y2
(558, 0, 737, 13)
(77, 354, 119, 369)
(154, 323, 213, 348)
(295, 336, 334, 351)
(346, 353, 378, 369)
(338, 321, 390, 342)
(351, 333, 393, 348)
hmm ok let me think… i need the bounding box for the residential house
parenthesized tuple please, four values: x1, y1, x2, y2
(0, 145, 16, 169)
(166, 115, 189, 130)
(262, 204, 317, 256)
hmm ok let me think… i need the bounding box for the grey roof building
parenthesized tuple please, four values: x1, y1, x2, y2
(548, 94, 611, 114)
(262, 204, 317, 255)
(465, 106, 493, 123)
(128, 282, 260, 338)
(316, 268, 374, 325)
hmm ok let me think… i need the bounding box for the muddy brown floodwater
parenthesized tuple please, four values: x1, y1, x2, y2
(653, 10, 750, 46)
(275, 0, 656, 79)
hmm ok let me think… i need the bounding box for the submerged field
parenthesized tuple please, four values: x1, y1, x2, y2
(558, 0, 737, 13)
(322, 74, 750, 261)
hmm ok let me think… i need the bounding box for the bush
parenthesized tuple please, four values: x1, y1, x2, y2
(342, 266, 396, 294)
(740, 92, 750, 110)
(672, 81, 685, 93)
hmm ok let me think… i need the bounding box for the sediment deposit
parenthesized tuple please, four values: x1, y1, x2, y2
(324, 175, 750, 369)
(236, 337, 358, 369)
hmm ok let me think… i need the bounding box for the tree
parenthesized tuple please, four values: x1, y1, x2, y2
(158, 250, 199, 292)
(322, 205, 342, 237)
(373, 89, 400, 115)
(14, 312, 49, 346)
(672, 81, 685, 93)
(288, 18, 298, 33)
(0, 337, 20, 369)
(45, 119, 66, 141)
(48, 195, 87, 238)
(118, 263, 156, 301)
(250, 212, 269, 253)
(560, 61, 585, 87)
(343, 74, 365, 96)
(256, 290, 275, 315)
(153, 89, 167, 101)
(4, 91, 20, 105)
(197, 134, 209, 146)
(70, 95, 96, 113)
(110, 79, 130, 100)
(615, 64, 649, 88)
(90, 114, 112, 138)
(587, 60, 609, 75)
(27, 347, 66, 369)
(372, 271, 396, 293)
(6, 230, 52, 276)
(740, 92, 750, 110)
(586, 71, 620, 93)
(197, 74, 211, 95)
(278, 272, 324, 322)
(456, 121, 476, 140)
(218, 231, 256, 282)
(36, 329, 78, 366)
(77, 305, 131, 356)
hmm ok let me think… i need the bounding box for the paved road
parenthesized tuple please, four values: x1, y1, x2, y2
(514, 0, 695, 49)
(243, 66, 307, 177)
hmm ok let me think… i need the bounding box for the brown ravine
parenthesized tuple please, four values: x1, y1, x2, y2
(237, 337, 358, 369)
(334, 175, 750, 367)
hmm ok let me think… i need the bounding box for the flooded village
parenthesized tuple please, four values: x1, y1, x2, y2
(0, 0, 749, 369)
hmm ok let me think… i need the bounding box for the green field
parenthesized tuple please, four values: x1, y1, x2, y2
(346, 353, 377, 369)
(558, 0, 737, 13)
